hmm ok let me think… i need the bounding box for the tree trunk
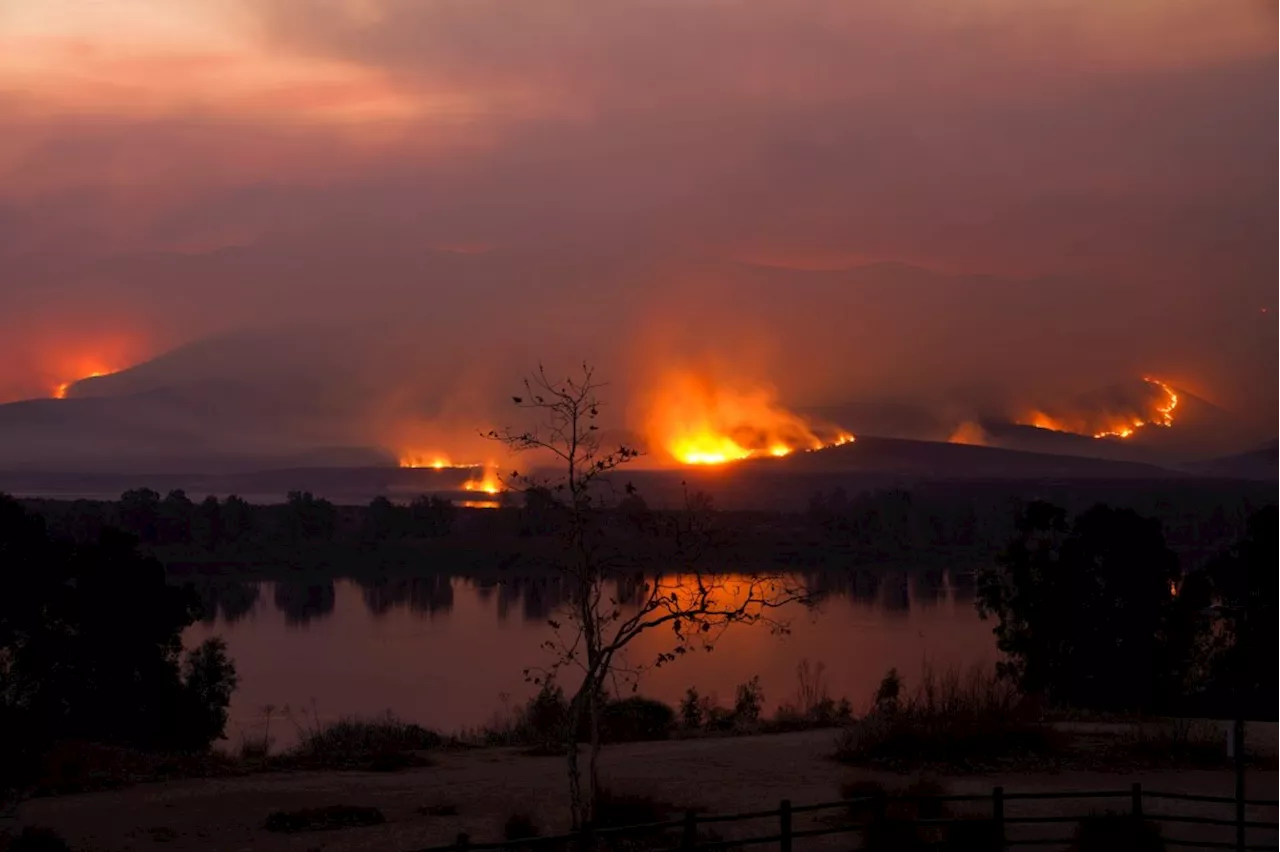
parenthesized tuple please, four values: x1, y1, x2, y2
(588, 679, 602, 824)
(566, 692, 588, 829)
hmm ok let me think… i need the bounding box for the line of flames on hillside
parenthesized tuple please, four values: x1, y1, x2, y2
(1017, 377, 1179, 440)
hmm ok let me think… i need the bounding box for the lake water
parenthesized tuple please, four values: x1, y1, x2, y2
(183, 570, 996, 748)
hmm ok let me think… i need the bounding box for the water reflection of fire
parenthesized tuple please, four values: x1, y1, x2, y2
(462, 466, 503, 495)
(643, 370, 853, 465)
(1018, 377, 1179, 441)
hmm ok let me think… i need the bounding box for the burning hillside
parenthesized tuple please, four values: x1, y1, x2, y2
(51, 361, 128, 399)
(1017, 377, 1180, 441)
(397, 453, 480, 470)
(641, 370, 853, 465)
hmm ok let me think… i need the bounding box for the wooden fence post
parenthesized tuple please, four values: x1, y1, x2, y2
(992, 786, 1004, 835)
(779, 799, 792, 852)
(1131, 782, 1143, 818)
(681, 808, 698, 852)
(455, 831, 470, 852)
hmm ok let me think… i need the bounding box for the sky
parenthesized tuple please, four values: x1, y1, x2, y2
(0, 0, 1275, 452)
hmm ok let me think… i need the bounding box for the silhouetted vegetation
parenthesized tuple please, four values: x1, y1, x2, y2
(1190, 506, 1277, 720)
(834, 666, 1055, 769)
(1068, 813, 1165, 852)
(14, 477, 1267, 586)
(503, 813, 540, 841)
(978, 501, 1276, 719)
(283, 712, 441, 771)
(1, 826, 73, 852)
(263, 804, 386, 833)
(838, 778, 1005, 852)
(1, 495, 238, 803)
(978, 502, 1186, 713)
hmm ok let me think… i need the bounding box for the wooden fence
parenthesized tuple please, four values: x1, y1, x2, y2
(415, 784, 1278, 852)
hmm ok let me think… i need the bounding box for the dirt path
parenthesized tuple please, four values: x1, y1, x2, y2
(10, 730, 1278, 852)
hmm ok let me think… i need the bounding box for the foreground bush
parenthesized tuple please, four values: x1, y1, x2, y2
(478, 685, 676, 748)
(1069, 813, 1165, 851)
(284, 713, 440, 770)
(835, 666, 1056, 769)
(1, 827, 72, 852)
(264, 804, 386, 833)
(25, 741, 240, 797)
(600, 697, 675, 743)
(841, 778, 1003, 852)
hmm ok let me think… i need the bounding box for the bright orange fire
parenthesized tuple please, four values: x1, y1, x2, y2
(1092, 377, 1178, 439)
(462, 465, 504, 495)
(642, 370, 853, 465)
(1018, 377, 1179, 440)
(397, 453, 480, 470)
(52, 367, 117, 399)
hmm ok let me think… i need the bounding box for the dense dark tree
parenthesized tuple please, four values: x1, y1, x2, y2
(408, 494, 456, 537)
(1, 495, 238, 800)
(158, 489, 195, 544)
(1195, 507, 1277, 720)
(977, 501, 1189, 713)
(278, 491, 337, 542)
(362, 496, 409, 540)
(220, 494, 255, 543)
(193, 495, 223, 549)
(118, 487, 161, 543)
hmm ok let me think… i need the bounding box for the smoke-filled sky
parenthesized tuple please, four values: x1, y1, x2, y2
(1, 0, 1276, 453)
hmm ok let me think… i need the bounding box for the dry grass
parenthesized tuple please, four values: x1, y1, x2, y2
(834, 665, 1058, 770)
(279, 711, 442, 771)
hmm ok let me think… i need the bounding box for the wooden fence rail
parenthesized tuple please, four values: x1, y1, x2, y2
(414, 784, 1279, 852)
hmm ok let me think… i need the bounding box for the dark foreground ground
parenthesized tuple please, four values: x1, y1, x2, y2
(10, 728, 1277, 852)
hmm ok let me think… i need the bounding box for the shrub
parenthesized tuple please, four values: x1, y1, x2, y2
(839, 779, 888, 822)
(593, 788, 677, 828)
(874, 668, 902, 710)
(263, 805, 386, 833)
(774, 660, 855, 729)
(679, 688, 704, 730)
(733, 677, 764, 726)
(285, 712, 440, 770)
(520, 683, 571, 749)
(4, 827, 72, 852)
(834, 665, 1056, 769)
(503, 813, 539, 841)
(600, 697, 675, 743)
(848, 778, 1004, 852)
(24, 741, 239, 797)
(1069, 813, 1165, 852)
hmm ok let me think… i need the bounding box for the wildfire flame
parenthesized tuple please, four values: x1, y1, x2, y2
(1091, 377, 1178, 439)
(52, 368, 114, 399)
(642, 370, 853, 465)
(397, 453, 481, 470)
(1018, 377, 1179, 440)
